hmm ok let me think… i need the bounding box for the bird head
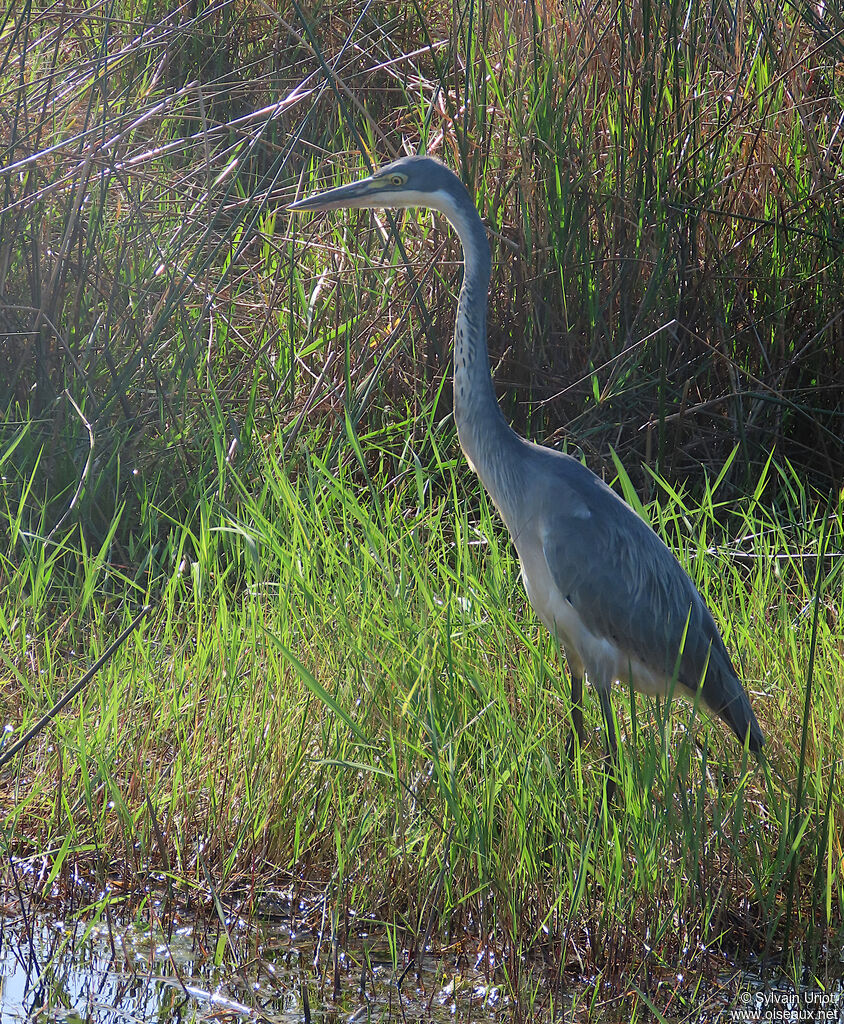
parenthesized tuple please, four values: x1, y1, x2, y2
(288, 155, 463, 213)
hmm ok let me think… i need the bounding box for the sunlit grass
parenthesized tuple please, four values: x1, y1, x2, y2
(0, 411, 841, 1005)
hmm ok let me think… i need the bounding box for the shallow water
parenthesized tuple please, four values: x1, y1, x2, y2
(1, 908, 842, 1022)
(0, 910, 511, 1023)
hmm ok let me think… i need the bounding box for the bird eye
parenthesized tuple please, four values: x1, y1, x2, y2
(390, 174, 405, 186)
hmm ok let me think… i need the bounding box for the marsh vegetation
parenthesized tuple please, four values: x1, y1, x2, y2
(0, 0, 842, 1018)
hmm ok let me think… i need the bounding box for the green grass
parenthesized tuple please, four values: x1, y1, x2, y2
(0, 0, 842, 1016)
(0, 410, 842, 1015)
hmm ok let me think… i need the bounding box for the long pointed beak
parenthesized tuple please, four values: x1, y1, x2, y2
(288, 174, 379, 212)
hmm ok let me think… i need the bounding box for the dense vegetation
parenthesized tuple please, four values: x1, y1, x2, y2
(0, 0, 842, 1018)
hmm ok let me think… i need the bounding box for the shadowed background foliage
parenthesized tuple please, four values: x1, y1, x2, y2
(1, 0, 842, 546)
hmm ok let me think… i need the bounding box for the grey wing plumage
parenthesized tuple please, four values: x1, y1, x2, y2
(539, 458, 764, 752)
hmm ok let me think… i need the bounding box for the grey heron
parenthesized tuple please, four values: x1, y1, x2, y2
(289, 155, 765, 788)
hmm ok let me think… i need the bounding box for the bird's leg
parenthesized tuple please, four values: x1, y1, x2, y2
(566, 673, 584, 762)
(598, 687, 619, 804)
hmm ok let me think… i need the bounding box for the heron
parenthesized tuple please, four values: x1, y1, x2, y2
(289, 155, 765, 791)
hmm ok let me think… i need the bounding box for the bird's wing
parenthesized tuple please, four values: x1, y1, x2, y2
(539, 466, 729, 692)
(519, 449, 762, 748)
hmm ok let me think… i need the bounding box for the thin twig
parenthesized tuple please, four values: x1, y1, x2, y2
(0, 605, 152, 771)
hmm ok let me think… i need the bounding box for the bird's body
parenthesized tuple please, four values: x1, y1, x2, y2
(290, 155, 765, 766)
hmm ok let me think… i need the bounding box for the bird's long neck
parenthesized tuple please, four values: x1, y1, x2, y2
(438, 193, 524, 522)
